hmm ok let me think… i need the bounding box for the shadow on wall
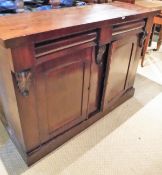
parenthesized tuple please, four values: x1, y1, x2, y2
(0, 73, 161, 175)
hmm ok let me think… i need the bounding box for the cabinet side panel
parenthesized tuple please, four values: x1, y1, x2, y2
(11, 45, 41, 152)
(0, 45, 25, 151)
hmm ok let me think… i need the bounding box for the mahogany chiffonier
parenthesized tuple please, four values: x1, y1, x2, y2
(0, 2, 159, 165)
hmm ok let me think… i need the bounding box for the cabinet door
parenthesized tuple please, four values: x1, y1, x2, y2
(103, 34, 140, 109)
(34, 48, 92, 142)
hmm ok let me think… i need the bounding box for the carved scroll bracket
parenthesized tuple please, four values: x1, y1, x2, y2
(96, 45, 106, 65)
(139, 30, 148, 48)
(14, 69, 32, 97)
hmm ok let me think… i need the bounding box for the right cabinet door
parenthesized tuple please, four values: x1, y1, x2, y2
(103, 34, 142, 109)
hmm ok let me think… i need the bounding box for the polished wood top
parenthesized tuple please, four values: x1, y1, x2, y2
(0, 2, 159, 46)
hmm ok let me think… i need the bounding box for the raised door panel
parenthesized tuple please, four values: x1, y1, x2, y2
(46, 61, 85, 133)
(104, 35, 138, 107)
(34, 48, 92, 143)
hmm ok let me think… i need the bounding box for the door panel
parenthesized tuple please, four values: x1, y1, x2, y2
(103, 34, 139, 109)
(34, 48, 92, 143)
(46, 61, 85, 134)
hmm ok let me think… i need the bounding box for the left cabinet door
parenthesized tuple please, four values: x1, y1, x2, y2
(34, 47, 93, 143)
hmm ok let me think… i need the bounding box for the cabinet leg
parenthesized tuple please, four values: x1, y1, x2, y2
(149, 24, 155, 47)
(157, 25, 162, 51)
(140, 16, 154, 67)
(141, 55, 144, 67)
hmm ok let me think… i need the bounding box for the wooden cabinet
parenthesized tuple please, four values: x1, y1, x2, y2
(0, 23, 145, 165)
(0, 23, 146, 165)
(0, 3, 159, 165)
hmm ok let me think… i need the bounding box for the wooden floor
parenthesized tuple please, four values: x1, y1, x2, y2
(0, 43, 162, 175)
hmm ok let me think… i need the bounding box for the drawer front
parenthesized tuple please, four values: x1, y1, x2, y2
(35, 32, 97, 59)
(112, 20, 145, 40)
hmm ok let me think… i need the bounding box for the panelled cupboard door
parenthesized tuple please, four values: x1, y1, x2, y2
(34, 48, 92, 143)
(104, 34, 140, 108)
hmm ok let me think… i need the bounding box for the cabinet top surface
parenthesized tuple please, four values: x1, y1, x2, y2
(0, 2, 159, 45)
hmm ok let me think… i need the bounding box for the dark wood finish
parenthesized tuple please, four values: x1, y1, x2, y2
(0, 3, 159, 166)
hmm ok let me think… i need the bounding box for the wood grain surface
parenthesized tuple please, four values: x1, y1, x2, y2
(0, 2, 159, 45)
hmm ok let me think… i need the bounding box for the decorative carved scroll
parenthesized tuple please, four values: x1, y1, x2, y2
(14, 69, 32, 96)
(139, 30, 148, 48)
(96, 45, 106, 65)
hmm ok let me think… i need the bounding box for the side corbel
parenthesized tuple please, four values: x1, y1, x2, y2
(13, 69, 32, 97)
(139, 30, 148, 48)
(96, 45, 107, 65)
